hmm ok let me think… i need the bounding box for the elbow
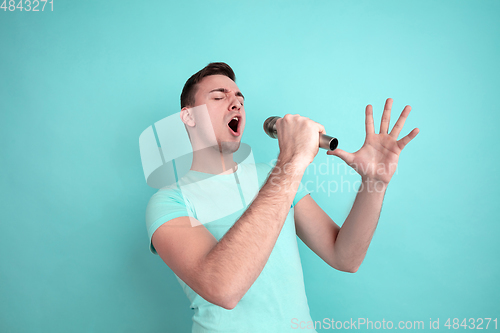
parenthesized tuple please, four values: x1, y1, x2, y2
(344, 265, 360, 273)
(218, 297, 240, 310)
(195, 264, 246, 310)
(333, 258, 361, 273)
(211, 294, 241, 311)
(334, 263, 359, 273)
(202, 284, 242, 310)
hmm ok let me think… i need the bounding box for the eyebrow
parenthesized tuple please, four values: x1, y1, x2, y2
(209, 88, 245, 100)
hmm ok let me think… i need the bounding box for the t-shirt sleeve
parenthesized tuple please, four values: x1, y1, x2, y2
(256, 163, 311, 208)
(145, 188, 193, 255)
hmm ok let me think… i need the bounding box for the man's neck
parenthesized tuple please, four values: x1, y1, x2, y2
(190, 146, 238, 175)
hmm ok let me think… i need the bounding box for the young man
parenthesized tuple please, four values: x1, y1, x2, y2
(146, 62, 419, 332)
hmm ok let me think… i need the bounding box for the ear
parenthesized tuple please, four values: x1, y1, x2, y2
(180, 107, 195, 127)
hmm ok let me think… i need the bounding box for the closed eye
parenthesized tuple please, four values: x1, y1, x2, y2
(212, 92, 226, 100)
(209, 88, 244, 104)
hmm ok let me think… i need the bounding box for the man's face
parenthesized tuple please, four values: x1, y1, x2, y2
(192, 74, 246, 153)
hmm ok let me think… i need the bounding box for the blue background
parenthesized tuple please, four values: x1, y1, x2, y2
(1, 0, 499, 332)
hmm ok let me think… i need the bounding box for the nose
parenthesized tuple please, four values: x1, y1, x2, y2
(227, 91, 242, 110)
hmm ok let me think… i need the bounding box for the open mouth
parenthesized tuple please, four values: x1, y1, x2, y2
(227, 116, 240, 136)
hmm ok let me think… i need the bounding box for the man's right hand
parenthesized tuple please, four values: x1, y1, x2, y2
(275, 114, 326, 168)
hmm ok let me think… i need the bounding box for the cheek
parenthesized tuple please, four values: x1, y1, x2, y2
(205, 107, 221, 125)
(209, 115, 226, 133)
(195, 107, 222, 137)
(241, 115, 246, 130)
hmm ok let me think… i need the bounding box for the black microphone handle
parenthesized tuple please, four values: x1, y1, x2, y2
(263, 116, 338, 151)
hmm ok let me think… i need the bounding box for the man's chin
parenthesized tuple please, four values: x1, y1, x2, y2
(218, 140, 241, 154)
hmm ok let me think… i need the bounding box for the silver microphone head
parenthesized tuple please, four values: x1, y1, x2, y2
(263, 116, 280, 139)
(263, 115, 338, 151)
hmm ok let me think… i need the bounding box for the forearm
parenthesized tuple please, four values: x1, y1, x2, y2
(333, 178, 387, 272)
(201, 157, 306, 308)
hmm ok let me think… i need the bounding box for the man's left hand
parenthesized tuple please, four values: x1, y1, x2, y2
(327, 98, 419, 185)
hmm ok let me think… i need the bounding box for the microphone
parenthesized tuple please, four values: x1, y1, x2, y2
(263, 116, 338, 151)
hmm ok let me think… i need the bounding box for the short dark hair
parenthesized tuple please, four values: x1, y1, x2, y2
(180, 62, 236, 108)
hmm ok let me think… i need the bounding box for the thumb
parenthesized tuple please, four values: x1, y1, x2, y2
(327, 148, 354, 164)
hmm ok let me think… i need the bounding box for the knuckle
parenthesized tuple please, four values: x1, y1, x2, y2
(297, 116, 309, 124)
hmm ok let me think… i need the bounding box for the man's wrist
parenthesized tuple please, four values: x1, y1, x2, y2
(276, 153, 309, 174)
(263, 155, 307, 198)
(360, 176, 389, 193)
